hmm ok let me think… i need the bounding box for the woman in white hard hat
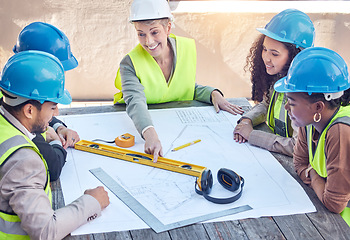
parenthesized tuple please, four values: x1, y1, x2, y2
(274, 47, 350, 226)
(114, 0, 243, 161)
(234, 9, 315, 157)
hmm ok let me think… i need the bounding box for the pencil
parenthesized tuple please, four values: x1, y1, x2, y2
(171, 139, 201, 152)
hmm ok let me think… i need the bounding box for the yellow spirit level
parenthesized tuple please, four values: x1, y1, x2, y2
(75, 140, 207, 177)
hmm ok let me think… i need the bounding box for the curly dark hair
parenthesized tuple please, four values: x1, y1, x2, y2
(245, 34, 301, 103)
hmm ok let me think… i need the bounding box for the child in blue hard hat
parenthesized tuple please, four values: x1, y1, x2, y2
(8, 22, 81, 181)
(274, 47, 350, 226)
(234, 9, 315, 157)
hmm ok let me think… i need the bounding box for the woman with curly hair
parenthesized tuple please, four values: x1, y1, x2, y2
(234, 9, 315, 156)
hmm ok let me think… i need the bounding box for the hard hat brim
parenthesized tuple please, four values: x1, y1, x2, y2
(129, 15, 173, 23)
(61, 56, 79, 71)
(274, 77, 291, 93)
(256, 28, 294, 45)
(54, 88, 72, 105)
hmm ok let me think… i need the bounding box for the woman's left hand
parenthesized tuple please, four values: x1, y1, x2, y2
(233, 120, 253, 142)
(211, 90, 244, 115)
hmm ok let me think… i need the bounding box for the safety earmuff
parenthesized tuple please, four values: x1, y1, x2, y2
(195, 168, 244, 204)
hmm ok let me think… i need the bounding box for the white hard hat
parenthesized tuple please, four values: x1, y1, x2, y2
(129, 0, 174, 22)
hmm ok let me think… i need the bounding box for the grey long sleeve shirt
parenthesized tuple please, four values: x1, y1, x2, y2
(119, 37, 215, 135)
(0, 106, 101, 240)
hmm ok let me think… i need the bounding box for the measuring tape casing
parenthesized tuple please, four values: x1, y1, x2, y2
(115, 133, 135, 148)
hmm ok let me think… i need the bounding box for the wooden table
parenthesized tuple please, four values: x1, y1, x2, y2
(53, 98, 350, 240)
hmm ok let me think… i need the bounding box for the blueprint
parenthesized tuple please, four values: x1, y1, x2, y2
(58, 106, 315, 235)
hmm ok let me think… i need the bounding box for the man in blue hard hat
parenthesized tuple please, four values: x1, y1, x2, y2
(0, 51, 109, 239)
(8, 22, 81, 181)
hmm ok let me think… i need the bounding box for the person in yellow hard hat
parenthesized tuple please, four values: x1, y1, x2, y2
(234, 9, 315, 157)
(114, 0, 244, 162)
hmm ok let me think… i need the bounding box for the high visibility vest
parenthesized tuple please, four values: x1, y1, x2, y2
(0, 114, 51, 239)
(114, 34, 196, 104)
(267, 91, 293, 137)
(306, 106, 350, 226)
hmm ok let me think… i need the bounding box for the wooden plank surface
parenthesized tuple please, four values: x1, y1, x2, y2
(54, 99, 350, 239)
(168, 224, 210, 240)
(203, 221, 249, 240)
(239, 217, 285, 240)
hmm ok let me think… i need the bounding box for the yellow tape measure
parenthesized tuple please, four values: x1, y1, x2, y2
(115, 133, 135, 148)
(75, 140, 206, 177)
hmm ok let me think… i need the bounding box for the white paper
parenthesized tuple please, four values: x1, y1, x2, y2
(58, 106, 315, 235)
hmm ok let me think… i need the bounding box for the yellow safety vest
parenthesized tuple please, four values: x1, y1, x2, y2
(114, 34, 196, 104)
(267, 91, 293, 137)
(0, 114, 51, 239)
(306, 106, 350, 226)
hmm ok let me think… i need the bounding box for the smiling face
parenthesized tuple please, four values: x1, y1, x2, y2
(134, 19, 171, 59)
(284, 92, 315, 128)
(261, 36, 290, 76)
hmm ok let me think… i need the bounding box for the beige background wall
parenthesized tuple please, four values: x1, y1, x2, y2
(1, 1, 350, 101)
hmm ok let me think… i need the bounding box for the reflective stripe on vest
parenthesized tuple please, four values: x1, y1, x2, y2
(0, 135, 28, 165)
(0, 211, 28, 239)
(114, 34, 196, 104)
(0, 114, 51, 238)
(306, 106, 350, 226)
(267, 91, 292, 138)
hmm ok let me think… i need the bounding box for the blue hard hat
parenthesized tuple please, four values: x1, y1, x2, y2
(274, 47, 350, 98)
(257, 9, 315, 49)
(0, 51, 72, 105)
(13, 22, 78, 71)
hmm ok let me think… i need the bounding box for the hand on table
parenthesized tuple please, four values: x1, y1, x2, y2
(85, 186, 110, 210)
(143, 127, 163, 163)
(233, 118, 253, 143)
(45, 126, 61, 143)
(56, 126, 80, 149)
(211, 90, 244, 115)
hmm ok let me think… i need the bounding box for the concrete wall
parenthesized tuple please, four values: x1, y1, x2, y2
(1, 1, 350, 101)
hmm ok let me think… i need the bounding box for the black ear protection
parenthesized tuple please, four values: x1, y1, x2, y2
(195, 168, 244, 204)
